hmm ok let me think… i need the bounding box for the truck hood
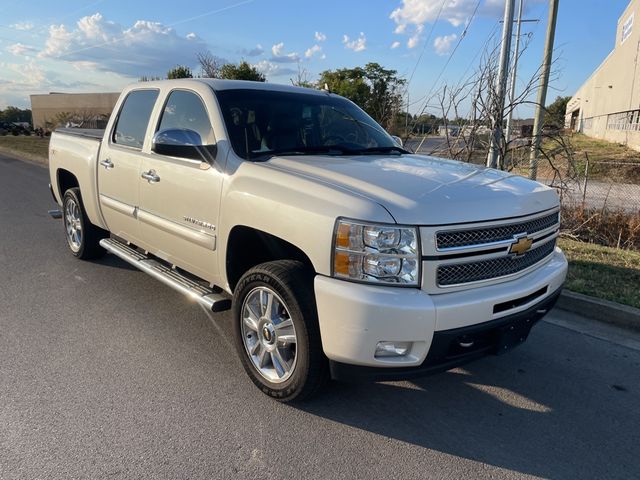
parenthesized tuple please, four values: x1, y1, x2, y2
(265, 154, 559, 225)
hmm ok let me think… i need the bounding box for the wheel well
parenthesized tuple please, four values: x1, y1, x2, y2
(226, 226, 315, 292)
(57, 169, 79, 196)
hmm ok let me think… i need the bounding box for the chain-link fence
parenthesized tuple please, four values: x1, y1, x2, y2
(541, 160, 640, 250)
(543, 161, 639, 211)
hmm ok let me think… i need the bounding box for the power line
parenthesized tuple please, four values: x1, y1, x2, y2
(407, 0, 482, 135)
(402, 0, 447, 136)
(405, 0, 448, 89)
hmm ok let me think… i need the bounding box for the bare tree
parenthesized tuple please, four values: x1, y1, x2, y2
(409, 33, 574, 190)
(197, 51, 225, 78)
(290, 63, 314, 88)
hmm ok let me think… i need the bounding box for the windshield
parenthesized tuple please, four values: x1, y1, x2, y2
(214, 88, 400, 160)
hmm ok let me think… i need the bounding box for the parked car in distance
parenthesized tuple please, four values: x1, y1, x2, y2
(0, 121, 31, 136)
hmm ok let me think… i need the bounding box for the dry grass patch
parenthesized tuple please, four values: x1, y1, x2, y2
(0, 136, 50, 164)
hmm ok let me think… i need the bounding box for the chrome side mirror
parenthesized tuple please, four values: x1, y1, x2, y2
(152, 128, 216, 162)
(391, 135, 403, 147)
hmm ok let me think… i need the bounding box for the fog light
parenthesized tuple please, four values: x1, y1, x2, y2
(375, 341, 412, 358)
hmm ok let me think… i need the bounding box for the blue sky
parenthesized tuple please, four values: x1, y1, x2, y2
(0, 0, 630, 118)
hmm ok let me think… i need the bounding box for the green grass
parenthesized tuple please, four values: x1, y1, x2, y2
(559, 237, 640, 308)
(0, 135, 50, 164)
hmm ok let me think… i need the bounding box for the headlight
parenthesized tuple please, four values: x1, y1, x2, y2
(332, 219, 420, 286)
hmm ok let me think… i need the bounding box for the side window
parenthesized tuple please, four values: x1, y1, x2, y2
(112, 90, 158, 149)
(157, 90, 213, 144)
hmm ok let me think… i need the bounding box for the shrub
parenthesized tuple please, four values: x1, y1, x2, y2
(561, 205, 640, 250)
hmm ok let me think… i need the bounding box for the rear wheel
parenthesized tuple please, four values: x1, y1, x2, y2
(232, 260, 328, 402)
(62, 188, 107, 259)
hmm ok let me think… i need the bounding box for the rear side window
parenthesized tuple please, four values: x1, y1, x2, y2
(112, 90, 159, 149)
(157, 90, 213, 144)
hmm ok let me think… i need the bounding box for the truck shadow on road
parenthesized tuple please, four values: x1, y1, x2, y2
(91, 253, 139, 272)
(294, 335, 637, 479)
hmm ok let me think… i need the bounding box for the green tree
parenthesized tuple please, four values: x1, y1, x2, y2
(317, 63, 406, 130)
(219, 61, 266, 82)
(166, 65, 193, 79)
(545, 96, 571, 129)
(0, 106, 32, 124)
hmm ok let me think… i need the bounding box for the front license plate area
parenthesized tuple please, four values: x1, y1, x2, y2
(495, 317, 535, 355)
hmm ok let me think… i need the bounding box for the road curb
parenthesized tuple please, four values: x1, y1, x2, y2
(557, 290, 640, 332)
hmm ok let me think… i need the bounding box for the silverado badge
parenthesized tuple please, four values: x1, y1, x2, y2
(183, 216, 216, 231)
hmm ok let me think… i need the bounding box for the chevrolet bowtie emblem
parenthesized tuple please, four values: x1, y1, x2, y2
(509, 236, 533, 256)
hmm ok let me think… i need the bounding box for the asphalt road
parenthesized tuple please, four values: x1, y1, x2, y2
(1, 153, 639, 480)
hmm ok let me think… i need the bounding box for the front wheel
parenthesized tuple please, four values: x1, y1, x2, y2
(62, 188, 107, 259)
(232, 260, 328, 402)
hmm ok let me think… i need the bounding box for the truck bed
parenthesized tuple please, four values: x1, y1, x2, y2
(49, 128, 106, 229)
(55, 128, 105, 141)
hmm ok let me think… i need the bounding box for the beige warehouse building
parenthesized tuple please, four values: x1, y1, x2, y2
(30, 92, 120, 130)
(566, 0, 640, 150)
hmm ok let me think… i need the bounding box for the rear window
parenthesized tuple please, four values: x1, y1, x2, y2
(112, 90, 159, 149)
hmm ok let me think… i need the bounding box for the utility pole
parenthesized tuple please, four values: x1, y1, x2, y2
(486, 0, 516, 169)
(405, 91, 410, 138)
(529, 0, 560, 180)
(503, 0, 524, 168)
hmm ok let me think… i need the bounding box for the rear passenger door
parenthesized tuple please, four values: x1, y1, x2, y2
(137, 88, 223, 283)
(98, 89, 158, 244)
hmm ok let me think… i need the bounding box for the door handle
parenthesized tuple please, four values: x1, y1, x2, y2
(141, 169, 160, 183)
(99, 158, 114, 170)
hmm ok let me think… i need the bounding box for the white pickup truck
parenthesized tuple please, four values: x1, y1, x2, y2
(48, 79, 567, 401)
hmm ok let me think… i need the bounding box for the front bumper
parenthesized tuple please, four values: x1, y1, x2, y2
(314, 248, 567, 377)
(329, 288, 560, 381)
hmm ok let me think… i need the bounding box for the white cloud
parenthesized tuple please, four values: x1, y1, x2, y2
(0, 59, 101, 107)
(434, 33, 457, 55)
(407, 24, 424, 49)
(315, 31, 327, 42)
(343, 32, 366, 52)
(7, 43, 37, 57)
(38, 13, 206, 76)
(242, 44, 264, 56)
(270, 42, 299, 63)
(390, 0, 515, 29)
(391, 41, 401, 49)
(305, 44, 322, 58)
(271, 42, 284, 56)
(253, 60, 297, 78)
(390, 0, 543, 47)
(4, 60, 47, 86)
(10, 21, 34, 31)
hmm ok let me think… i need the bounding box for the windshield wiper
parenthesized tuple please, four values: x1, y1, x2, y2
(348, 146, 409, 155)
(254, 145, 356, 159)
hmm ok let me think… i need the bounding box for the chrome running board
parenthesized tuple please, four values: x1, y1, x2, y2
(99, 237, 231, 312)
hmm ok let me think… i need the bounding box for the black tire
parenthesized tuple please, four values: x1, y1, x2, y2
(62, 188, 108, 259)
(232, 260, 328, 402)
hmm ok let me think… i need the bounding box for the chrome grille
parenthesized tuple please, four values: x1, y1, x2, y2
(437, 240, 556, 286)
(436, 212, 559, 249)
